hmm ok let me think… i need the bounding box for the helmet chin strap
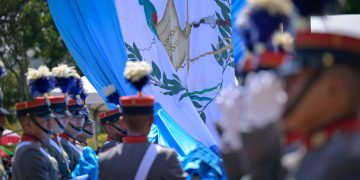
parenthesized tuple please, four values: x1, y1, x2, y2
(54, 117, 65, 131)
(108, 123, 127, 135)
(69, 122, 83, 133)
(82, 128, 94, 136)
(30, 116, 54, 135)
(108, 135, 123, 142)
(282, 69, 324, 119)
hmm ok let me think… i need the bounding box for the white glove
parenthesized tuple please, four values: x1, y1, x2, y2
(217, 71, 287, 151)
(216, 85, 246, 152)
(241, 70, 287, 132)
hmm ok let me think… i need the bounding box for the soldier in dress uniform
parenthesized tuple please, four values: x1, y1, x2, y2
(12, 98, 60, 180)
(99, 61, 186, 180)
(222, 23, 360, 180)
(97, 107, 127, 153)
(42, 96, 71, 179)
(59, 98, 85, 171)
(217, 1, 294, 178)
(71, 106, 98, 180)
(278, 30, 360, 179)
(76, 106, 95, 148)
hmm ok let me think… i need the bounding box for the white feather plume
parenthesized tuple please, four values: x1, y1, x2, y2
(248, 0, 293, 16)
(124, 61, 152, 82)
(103, 85, 116, 96)
(272, 31, 294, 52)
(26, 66, 52, 81)
(52, 64, 80, 78)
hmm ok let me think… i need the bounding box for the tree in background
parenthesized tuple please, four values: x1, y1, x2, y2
(0, 0, 77, 122)
(343, 0, 360, 14)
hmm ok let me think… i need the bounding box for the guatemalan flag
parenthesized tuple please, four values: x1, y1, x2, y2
(48, 0, 235, 178)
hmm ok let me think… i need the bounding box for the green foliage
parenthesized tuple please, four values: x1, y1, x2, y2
(343, 0, 360, 14)
(0, 0, 76, 123)
(87, 132, 107, 150)
(0, 73, 21, 123)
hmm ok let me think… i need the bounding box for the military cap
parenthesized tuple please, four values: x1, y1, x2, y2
(67, 98, 85, 117)
(37, 96, 71, 116)
(97, 108, 122, 124)
(280, 31, 360, 76)
(15, 98, 54, 118)
(120, 96, 154, 115)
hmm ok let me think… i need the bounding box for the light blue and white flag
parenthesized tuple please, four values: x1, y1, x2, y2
(232, 0, 247, 65)
(114, 0, 233, 145)
(48, 0, 232, 178)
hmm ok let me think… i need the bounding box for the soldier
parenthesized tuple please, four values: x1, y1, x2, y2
(217, 0, 294, 178)
(223, 30, 360, 180)
(59, 98, 85, 171)
(99, 61, 186, 180)
(76, 106, 95, 148)
(278, 31, 360, 179)
(97, 108, 127, 153)
(42, 96, 71, 179)
(71, 106, 98, 180)
(12, 98, 60, 180)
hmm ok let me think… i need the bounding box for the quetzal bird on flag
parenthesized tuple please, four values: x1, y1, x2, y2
(139, 0, 159, 39)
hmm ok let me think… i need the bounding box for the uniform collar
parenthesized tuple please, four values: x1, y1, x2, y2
(21, 134, 42, 145)
(123, 135, 148, 143)
(59, 133, 77, 145)
(287, 117, 360, 150)
(51, 134, 59, 142)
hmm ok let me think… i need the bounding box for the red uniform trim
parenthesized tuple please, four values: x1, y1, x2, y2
(98, 108, 121, 119)
(68, 99, 84, 106)
(243, 52, 287, 72)
(120, 95, 155, 107)
(287, 118, 360, 150)
(21, 134, 41, 143)
(49, 96, 66, 104)
(37, 96, 66, 104)
(59, 133, 76, 145)
(15, 99, 48, 110)
(123, 136, 148, 143)
(296, 32, 360, 54)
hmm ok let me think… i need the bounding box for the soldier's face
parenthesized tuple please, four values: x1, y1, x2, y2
(282, 69, 340, 132)
(33, 116, 52, 138)
(70, 116, 85, 129)
(107, 122, 125, 138)
(52, 113, 69, 133)
(84, 122, 95, 137)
